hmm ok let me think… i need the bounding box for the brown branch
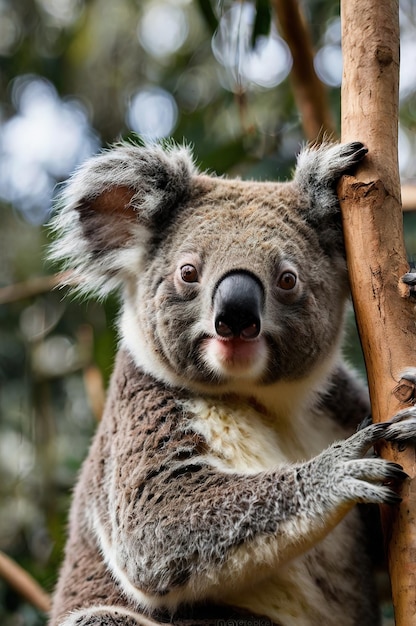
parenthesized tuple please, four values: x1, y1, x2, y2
(83, 364, 106, 421)
(339, 1, 416, 623)
(0, 550, 51, 613)
(271, 0, 335, 141)
(272, 0, 416, 213)
(0, 271, 73, 305)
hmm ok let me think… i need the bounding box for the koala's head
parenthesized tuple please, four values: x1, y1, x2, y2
(50, 141, 367, 394)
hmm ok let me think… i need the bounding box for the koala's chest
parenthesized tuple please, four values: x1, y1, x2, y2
(182, 397, 372, 626)
(183, 396, 344, 470)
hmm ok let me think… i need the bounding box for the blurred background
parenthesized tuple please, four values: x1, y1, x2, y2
(0, 1, 416, 624)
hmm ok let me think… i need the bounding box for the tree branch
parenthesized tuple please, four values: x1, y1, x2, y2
(0, 550, 51, 613)
(271, 0, 335, 141)
(0, 271, 73, 305)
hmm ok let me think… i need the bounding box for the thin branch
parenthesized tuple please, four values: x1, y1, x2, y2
(0, 271, 73, 305)
(0, 550, 51, 613)
(83, 364, 106, 421)
(271, 0, 335, 141)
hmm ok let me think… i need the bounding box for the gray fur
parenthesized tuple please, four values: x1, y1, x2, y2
(294, 141, 368, 218)
(48, 141, 415, 626)
(49, 142, 195, 297)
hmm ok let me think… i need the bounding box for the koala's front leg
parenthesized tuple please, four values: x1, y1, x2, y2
(106, 407, 416, 611)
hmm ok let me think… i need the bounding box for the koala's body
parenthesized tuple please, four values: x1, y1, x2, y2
(48, 141, 416, 626)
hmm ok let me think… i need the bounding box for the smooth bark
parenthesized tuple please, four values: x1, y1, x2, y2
(339, 1, 416, 623)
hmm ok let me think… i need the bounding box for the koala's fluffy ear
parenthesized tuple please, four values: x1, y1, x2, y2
(292, 141, 367, 255)
(294, 141, 367, 221)
(49, 142, 196, 297)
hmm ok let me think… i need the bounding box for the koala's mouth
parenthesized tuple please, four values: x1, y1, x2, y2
(202, 336, 268, 379)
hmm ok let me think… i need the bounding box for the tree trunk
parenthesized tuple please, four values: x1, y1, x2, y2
(338, 1, 416, 623)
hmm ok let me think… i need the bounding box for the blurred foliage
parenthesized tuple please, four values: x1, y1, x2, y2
(0, 1, 415, 625)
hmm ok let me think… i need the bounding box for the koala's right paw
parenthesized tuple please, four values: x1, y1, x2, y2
(310, 407, 416, 507)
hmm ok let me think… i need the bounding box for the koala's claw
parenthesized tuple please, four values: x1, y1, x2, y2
(383, 417, 416, 443)
(313, 408, 416, 509)
(379, 489, 402, 506)
(339, 141, 368, 164)
(345, 458, 407, 482)
(356, 414, 372, 432)
(359, 407, 416, 443)
(378, 461, 408, 482)
(356, 404, 416, 438)
(324, 141, 368, 177)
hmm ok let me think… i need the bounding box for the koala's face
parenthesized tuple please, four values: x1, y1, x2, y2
(50, 141, 367, 392)
(132, 178, 348, 389)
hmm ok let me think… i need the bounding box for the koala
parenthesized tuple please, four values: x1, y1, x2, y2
(48, 140, 416, 626)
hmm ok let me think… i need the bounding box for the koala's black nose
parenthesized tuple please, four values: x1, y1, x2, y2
(213, 272, 264, 340)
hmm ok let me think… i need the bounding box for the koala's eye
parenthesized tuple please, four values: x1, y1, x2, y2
(180, 264, 199, 283)
(278, 271, 297, 290)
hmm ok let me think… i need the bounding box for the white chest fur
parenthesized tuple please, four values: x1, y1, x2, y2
(182, 395, 361, 626)
(184, 394, 345, 471)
